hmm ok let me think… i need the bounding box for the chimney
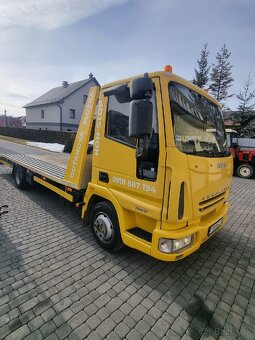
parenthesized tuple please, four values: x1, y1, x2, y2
(62, 81, 69, 88)
(89, 73, 93, 79)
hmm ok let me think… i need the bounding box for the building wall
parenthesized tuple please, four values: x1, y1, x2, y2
(25, 79, 98, 131)
(26, 103, 61, 130)
(61, 79, 97, 131)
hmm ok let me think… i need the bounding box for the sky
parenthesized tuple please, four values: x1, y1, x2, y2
(0, 0, 254, 117)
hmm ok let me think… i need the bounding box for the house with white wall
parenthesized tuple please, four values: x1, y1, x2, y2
(24, 74, 100, 131)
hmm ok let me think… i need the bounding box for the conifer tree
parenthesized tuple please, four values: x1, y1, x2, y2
(209, 44, 234, 106)
(234, 74, 255, 137)
(193, 43, 210, 88)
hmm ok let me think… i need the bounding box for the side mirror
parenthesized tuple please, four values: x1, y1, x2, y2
(129, 100, 153, 138)
(103, 83, 131, 103)
(130, 75, 153, 100)
(104, 84, 127, 97)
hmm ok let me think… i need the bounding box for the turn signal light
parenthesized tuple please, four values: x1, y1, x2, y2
(164, 65, 173, 73)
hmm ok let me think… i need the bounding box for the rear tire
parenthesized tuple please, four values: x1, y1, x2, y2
(13, 165, 28, 189)
(236, 164, 254, 179)
(90, 201, 124, 252)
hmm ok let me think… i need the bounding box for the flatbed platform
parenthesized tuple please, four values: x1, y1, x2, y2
(0, 153, 76, 188)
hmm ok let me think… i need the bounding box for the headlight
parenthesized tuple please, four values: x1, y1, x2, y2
(158, 235, 193, 253)
(158, 239, 172, 253)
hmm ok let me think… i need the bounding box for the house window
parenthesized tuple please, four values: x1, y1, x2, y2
(83, 95, 87, 104)
(70, 109, 75, 119)
(41, 110, 44, 119)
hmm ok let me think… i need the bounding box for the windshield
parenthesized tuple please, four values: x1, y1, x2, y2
(169, 82, 230, 157)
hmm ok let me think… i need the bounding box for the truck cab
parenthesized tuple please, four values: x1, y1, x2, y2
(82, 67, 233, 261)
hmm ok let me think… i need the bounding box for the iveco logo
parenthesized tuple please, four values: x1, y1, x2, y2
(201, 186, 230, 201)
(217, 162, 226, 169)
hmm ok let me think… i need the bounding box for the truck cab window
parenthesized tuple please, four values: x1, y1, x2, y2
(105, 85, 159, 181)
(106, 91, 136, 147)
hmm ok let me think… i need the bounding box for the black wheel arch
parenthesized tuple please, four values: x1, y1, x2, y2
(82, 194, 105, 227)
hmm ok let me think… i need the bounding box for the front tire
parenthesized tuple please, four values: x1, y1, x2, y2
(236, 164, 254, 179)
(13, 165, 28, 189)
(90, 201, 123, 251)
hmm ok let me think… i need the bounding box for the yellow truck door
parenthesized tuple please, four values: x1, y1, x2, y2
(92, 78, 166, 236)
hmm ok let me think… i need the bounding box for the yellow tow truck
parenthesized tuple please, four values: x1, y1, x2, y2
(0, 66, 233, 261)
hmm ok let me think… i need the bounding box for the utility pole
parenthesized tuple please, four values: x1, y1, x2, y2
(4, 110, 7, 127)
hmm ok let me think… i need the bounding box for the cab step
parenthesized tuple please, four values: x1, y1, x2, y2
(127, 227, 152, 243)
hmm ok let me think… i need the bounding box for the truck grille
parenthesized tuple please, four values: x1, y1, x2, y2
(199, 192, 225, 212)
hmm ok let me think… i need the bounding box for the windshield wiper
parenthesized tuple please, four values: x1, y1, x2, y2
(187, 150, 230, 157)
(187, 150, 216, 157)
(213, 150, 231, 157)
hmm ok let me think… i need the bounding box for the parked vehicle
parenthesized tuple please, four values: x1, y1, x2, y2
(0, 66, 233, 261)
(226, 129, 255, 179)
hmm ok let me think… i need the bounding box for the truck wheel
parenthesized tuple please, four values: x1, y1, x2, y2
(13, 165, 28, 189)
(236, 164, 254, 179)
(91, 201, 123, 251)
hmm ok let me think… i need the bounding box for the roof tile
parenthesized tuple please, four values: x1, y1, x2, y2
(24, 78, 98, 108)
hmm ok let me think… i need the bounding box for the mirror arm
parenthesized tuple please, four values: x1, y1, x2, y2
(103, 84, 128, 97)
(136, 135, 149, 159)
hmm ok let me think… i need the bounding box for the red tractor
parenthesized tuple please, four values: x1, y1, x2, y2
(226, 129, 255, 179)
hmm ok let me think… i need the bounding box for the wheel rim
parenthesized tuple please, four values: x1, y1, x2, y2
(94, 213, 113, 243)
(240, 166, 251, 177)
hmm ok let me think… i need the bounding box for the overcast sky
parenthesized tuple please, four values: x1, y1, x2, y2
(0, 0, 254, 117)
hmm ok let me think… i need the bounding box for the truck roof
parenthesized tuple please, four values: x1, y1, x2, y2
(102, 70, 220, 107)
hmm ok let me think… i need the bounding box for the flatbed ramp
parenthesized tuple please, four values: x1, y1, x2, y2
(0, 153, 74, 187)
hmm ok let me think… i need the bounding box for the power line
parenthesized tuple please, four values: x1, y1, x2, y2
(0, 109, 25, 116)
(0, 107, 24, 113)
(0, 103, 25, 116)
(0, 101, 25, 109)
(0, 107, 25, 114)
(0, 106, 25, 114)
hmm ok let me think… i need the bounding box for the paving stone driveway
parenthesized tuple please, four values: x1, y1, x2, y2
(0, 165, 254, 340)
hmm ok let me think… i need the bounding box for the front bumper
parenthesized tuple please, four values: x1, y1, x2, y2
(150, 202, 229, 261)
